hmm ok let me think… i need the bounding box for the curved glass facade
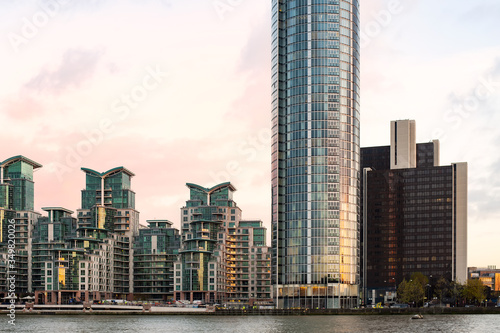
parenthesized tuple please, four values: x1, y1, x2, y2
(271, 0, 360, 309)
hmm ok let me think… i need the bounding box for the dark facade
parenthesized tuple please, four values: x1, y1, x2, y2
(360, 121, 467, 305)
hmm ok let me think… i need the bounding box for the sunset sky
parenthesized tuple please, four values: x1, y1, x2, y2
(1, 0, 499, 267)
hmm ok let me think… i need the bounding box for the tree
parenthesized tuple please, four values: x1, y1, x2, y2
(410, 272, 429, 288)
(451, 280, 465, 306)
(435, 276, 461, 305)
(435, 276, 448, 304)
(462, 279, 486, 305)
(397, 279, 409, 303)
(397, 278, 425, 307)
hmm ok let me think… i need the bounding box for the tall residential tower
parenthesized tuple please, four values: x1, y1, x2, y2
(0, 156, 42, 294)
(271, 0, 361, 308)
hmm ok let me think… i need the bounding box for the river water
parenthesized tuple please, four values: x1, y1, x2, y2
(5, 314, 498, 332)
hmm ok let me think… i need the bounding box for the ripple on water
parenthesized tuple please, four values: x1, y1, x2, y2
(6, 314, 499, 333)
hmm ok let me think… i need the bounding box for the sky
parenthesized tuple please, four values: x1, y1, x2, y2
(1, 0, 499, 268)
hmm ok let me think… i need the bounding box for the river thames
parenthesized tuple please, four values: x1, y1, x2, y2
(5, 314, 498, 332)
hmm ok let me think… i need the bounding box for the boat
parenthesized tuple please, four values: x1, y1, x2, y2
(411, 314, 424, 320)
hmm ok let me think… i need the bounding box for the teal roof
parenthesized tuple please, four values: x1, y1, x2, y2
(81, 166, 135, 178)
(1, 155, 42, 169)
(186, 182, 236, 193)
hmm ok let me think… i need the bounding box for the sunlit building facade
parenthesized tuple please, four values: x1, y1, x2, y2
(226, 220, 272, 306)
(469, 266, 500, 292)
(271, 0, 361, 308)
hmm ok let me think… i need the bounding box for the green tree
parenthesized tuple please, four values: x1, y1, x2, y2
(397, 278, 425, 307)
(397, 279, 409, 303)
(435, 276, 449, 304)
(410, 272, 429, 288)
(452, 281, 465, 306)
(462, 279, 486, 305)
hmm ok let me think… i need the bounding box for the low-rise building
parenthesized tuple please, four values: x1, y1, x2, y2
(469, 266, 500, 292)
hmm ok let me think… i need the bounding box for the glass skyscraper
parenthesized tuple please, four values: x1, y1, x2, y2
(271, 0, 360, 309)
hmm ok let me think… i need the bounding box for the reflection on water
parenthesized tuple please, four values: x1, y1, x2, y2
(6, 314, 498, 333)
